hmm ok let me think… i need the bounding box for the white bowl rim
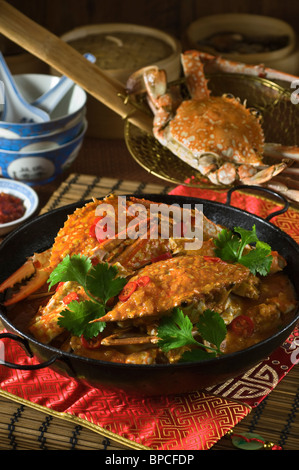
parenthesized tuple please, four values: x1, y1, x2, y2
(0, 118, 87, 155)
(0, 110, 85, 143)
(0, 178, 39, 228)
(0, 74, 87, 128)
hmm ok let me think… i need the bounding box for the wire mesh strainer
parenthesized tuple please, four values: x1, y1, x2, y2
(124, 73, 298, 188)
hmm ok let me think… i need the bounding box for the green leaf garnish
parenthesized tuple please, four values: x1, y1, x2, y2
(157, 308, 199, 353)
(157, 307, 227, 361)
(48, 254, 92, 290)
(214, 224, 273, 276)
(197, 308, 227, 351)
(86, 262, 127, 304)
(48, 256, 127, 339)
(57, 300, 106, 338)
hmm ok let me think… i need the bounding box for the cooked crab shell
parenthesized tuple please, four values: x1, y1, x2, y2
(94, 254, 254, 324)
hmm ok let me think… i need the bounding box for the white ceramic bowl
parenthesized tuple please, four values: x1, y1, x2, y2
(0, 178, 39, 235)
(0, 119, 87, 186)
(0, 74, 87, 138)
(0, 111, 85, 151)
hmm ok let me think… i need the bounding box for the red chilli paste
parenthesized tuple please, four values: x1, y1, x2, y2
(0, 192, 26, 224)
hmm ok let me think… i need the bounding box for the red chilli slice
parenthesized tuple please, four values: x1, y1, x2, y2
(89, 216, 103, 238)
(55, 281, 65, 291)
(203, 256, 225, 263)
(119, 281, 138, 302)
(95, 219, 114, 243)
(230, 315, 254, 337)
(63, 292, 80, 305)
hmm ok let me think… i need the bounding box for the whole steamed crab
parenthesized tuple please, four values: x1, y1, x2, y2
(126, 50, 299, 202)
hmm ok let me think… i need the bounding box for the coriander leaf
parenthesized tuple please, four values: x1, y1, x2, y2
(214, 225, 273, 276)
(234, 225, 259, 248)
(86, 263, 127, 304)
(239, 241, 273, 276)
(157, 308, 198, 352)
(180, 348, 217, 362)
(196, 309, 226, 351)
(48, 254, 92, 290)
(57, 300, 106, 339)
(214, 229, 240, 262)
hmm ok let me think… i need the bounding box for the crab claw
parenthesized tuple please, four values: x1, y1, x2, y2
(0, 249, 51, 306)
(126, 65, 160, 96)
(239, 162, 287, 185)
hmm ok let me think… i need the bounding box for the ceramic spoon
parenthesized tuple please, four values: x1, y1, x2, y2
(0, 51, 50, 123)
(31, 53, 96, 115)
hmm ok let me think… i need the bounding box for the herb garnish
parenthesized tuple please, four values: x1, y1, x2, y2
(157, 308, 227, 361)
(48, 255, 127, 339)
(214, 224, 273, 276)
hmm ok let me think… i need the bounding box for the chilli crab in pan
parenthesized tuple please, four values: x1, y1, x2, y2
(0, 194, 296, 368)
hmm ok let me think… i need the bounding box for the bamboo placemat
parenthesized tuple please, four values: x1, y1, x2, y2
(39, 173, 175, 214)
(0, 173, 298, 451)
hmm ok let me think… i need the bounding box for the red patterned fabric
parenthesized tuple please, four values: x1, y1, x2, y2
(0, 187, 298, 450)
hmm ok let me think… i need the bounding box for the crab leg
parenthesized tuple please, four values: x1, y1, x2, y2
(141, 67, 180, 145)
(205, 161, 237, 185)
(0, 249, 51, 306)
(130, 196, 224, 240)
(196, 50, 298, 84)
(112, 222, 171, 269)
(264, 143, 299, 163)
(101, 331, 156, 346)
(262, 179, 299, 203)
(92, 216, 154, 263)
(181, 50, 211, 100)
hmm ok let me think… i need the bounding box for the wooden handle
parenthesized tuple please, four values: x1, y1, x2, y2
(0, 1, 153, 133)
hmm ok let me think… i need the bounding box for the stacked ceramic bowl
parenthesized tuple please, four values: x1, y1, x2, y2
(0, 70, 87, 186)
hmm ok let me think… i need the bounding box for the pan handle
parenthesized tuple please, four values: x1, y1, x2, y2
(0, 332, 61, 370)
(225, 185, 290, 222)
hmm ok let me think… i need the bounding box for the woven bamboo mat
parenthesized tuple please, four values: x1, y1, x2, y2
(0, 173, 298, 451)
(39, 173, 174, 214)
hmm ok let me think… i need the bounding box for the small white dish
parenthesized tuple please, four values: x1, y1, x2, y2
(0, 178, 39, 235)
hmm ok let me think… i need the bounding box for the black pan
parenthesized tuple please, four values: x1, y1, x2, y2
(0, 186, 298, 396)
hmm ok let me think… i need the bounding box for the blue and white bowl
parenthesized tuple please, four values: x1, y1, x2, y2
(0, 119, 87, 186)
(0, 74, 87, 138)
(0, 111, 84, 151)
(0, 178, 39, 235)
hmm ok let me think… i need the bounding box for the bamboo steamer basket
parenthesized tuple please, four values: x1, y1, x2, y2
(57, 23, 182, 139)
(186, 14, 296, 73)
